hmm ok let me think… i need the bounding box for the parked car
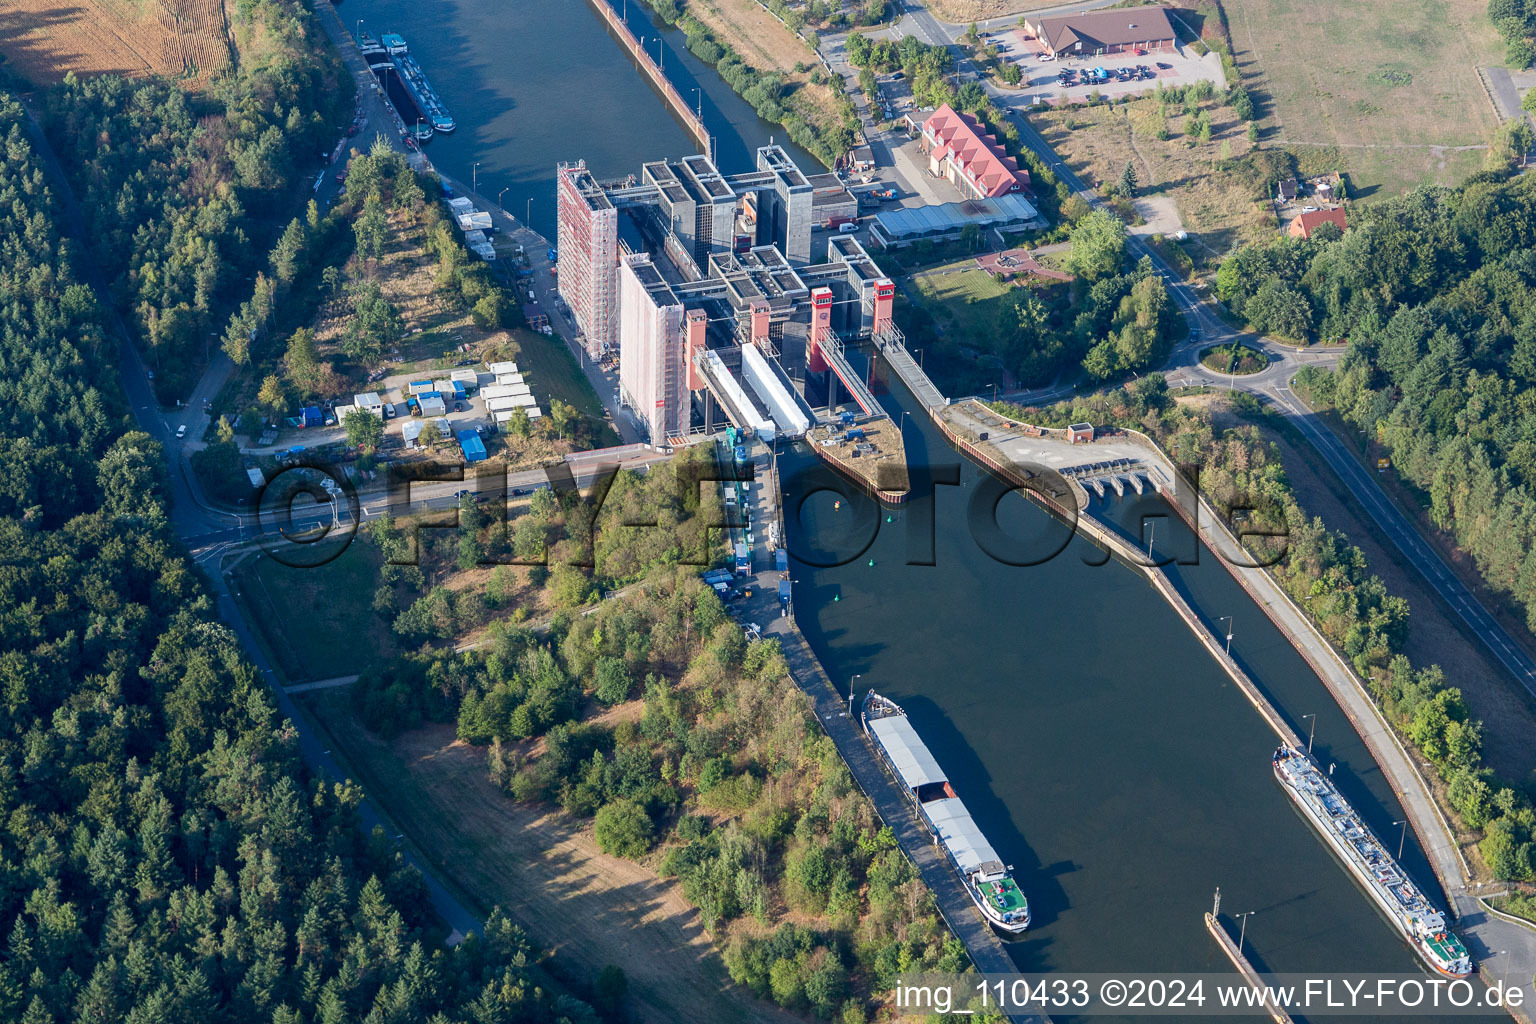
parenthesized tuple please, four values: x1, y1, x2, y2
(1156, 61, 1172, 69)
(1040, 52, 1055, 61)
(175, 424, 187, 439)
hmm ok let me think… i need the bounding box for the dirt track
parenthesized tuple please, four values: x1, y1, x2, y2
(302, 696, 794, 1024)
(1256, 418, 1536, 782)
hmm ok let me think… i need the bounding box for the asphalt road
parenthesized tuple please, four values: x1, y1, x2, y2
(871, 0, 1536, 706)
(844, 0, 1536, 987)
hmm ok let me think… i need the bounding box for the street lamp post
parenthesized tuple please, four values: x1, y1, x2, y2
(1393, 820, 1408, 860)
(1236, 911, 1256, 955)
(1219, 615, 1234, 658)
(1146, 520, 1155, 563)
(498, 187, 510, 214)
(526, 198, 533, 230)
(1301, 713, 1317, 755)
(473, 161, 480, 195)
(850, 674, 862, 712)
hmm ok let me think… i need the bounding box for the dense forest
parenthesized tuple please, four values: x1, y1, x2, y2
(349, 452, 973, 1020)
(41, 0, 352, 401)
(1215, 172, 1536, 655)
(0, 54, 617, 1024)
(994, 380, 1536, 885)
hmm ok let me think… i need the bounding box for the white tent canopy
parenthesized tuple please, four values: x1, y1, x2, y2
(923, 797, 1004, 877)
(867, 716, 946, 792)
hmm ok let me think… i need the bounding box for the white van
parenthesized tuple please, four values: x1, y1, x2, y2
(838, 221, 859, 233)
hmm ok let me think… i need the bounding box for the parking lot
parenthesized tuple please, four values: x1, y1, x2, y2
(979, 28, 1225, 105)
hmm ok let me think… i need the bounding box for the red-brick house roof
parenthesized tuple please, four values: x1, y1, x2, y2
(1288, 208, 1347, 239)
(920, 104, 1030, 197)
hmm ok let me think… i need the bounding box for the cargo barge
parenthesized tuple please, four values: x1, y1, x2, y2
(359, 35, 433, 141)
(381, 34, 456, 134)
(1272, 745, 1472, 977)
(862, 691, 1029, 933)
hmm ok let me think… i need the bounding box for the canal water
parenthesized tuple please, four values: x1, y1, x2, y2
(780, 369, 1466, 1023)
(341, 0, 820, 240)
(327, 5, 1466, 1019)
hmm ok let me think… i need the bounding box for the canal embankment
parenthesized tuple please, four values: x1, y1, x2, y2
(932, 394, 1536, 1016)
(770, 618, 1053, 1024)
(585, 0, 712, 156)
(1205, 913, 1294, 1024)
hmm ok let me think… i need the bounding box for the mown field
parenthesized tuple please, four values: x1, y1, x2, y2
(909, 263, 1012, 341)
(0, 0, 230, 89)
(1224, 0, 1502, 198)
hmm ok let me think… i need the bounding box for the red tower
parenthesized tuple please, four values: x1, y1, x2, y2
(872, 278, 895, 337)
(684, 309, 708, 391)
(807, 287, 833, 374)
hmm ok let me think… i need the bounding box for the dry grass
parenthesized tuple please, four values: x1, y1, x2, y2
(1224, 0, 1502, 198)
(685, 0, 848, 142)
(0, 0, 230, 89)
(1036, 98, 1276, 262)
(313, 209, 521, 374)
(1186, 393, 1536, 781)
(299, 694, 796, 1024)
(927, 0, 1060, 20)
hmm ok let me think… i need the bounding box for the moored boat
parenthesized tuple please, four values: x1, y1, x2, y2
(380, 33, 456, 134)
(862, 691, 1030, 933)
(1272, 745, 1472, 977)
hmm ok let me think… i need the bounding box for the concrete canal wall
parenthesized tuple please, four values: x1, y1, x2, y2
(773, 620, 1053, 1024)
(1205, 913, 1295, 1024)
(585, 0, 711, 156)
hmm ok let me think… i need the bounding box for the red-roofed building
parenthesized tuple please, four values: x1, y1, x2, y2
(917, 105, 1030, 201)
(1288, 207, 1347, 239)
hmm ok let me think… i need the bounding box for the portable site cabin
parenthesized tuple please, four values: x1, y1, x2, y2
(409, 379, 436, 395)
(418, 394, 447, 418)
(485, 360, 519, 376)
(449, 368, 480, 392)
(354, 392, 384, 412)
(458, 430, 488, 463)
(300, 406, 322, 428)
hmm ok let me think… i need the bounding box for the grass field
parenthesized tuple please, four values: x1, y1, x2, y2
(909, 263, 1012, 340)
(1035, 97, 1275, 264)
(298, 691, 789, 1024)
(511, 326, 620, 448)
(0, 0, 230, 89)
(1224, 0, 1502, 198)
(234, 544, 393, 682)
